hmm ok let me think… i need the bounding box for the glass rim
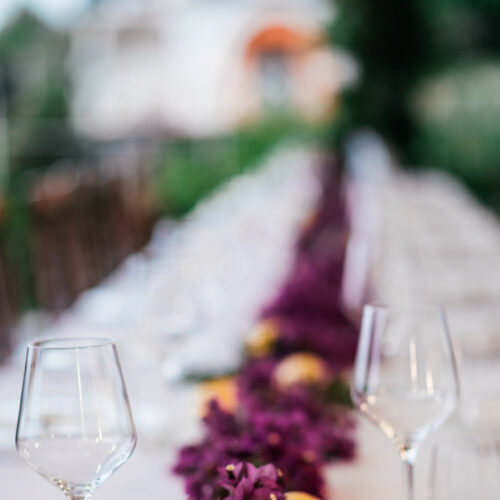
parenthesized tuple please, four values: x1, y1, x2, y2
(28, 337, 115, 350)
(363, 301, 446, 313)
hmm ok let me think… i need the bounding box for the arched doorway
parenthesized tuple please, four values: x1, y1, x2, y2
(245, 25, 311, 112)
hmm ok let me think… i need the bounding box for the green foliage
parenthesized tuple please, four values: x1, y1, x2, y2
(153, 137, 242, 217)
(324, 378, 352, 408)
(327, 0, 431, 155)
(419, 0, 500, 63)
(0, 12, 82, 312)
(327, 0, 500, 166)
(411, 61, 500, 210)
(154, 114, 321, 216)
(0, 11, 59, 55)
(8, 75, 82, 173)
(2, 180, 35, 309)
(0, 11, 79, 178)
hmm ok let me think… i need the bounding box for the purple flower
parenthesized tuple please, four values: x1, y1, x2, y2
(260, 253, 358, 373)
(237, 359, 356, 462)
(173, 401, 328, 499)
(275, 317, 358, 373)
(173, 392, 356, 500)
(217, 462, 286, 500)
(296, 156, 346, 256)
(262, 256, 346, 321)
(173, 159, 359, 500)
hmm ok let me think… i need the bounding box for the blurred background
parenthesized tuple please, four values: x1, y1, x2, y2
(0, 3, 500, 499)
(0, 0, 498, 360)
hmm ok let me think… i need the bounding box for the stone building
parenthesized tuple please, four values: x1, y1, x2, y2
(68, 0, 357, 139)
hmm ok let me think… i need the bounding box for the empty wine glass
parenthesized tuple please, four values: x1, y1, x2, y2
(16, 338, 137, 500)
(351, 304, 459, 500)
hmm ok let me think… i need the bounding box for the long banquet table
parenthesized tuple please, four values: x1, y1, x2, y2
(1, 142, 500, 499)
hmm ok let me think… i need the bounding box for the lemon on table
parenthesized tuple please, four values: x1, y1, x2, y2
(199, 377, 237, 415)
(273, 352, 329, 389)
(246, 318, 280, 357)
(286, 491, 322, 500)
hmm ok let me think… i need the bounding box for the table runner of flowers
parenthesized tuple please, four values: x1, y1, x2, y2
(173, 156, 359, 500)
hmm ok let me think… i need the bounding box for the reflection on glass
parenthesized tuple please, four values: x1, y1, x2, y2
(351, 304, 459, 500)
(16, 338, 136, 500)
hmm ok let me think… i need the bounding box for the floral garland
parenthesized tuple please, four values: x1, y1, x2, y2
(174, 158, 358, 500)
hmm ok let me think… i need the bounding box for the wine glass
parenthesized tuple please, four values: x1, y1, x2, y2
(16, 338, 137, 500)
(351, 304, 459, 500)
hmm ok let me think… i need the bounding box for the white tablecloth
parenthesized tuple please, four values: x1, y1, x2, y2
(0, 414, 443, 500)
(2, 142, 500, 499)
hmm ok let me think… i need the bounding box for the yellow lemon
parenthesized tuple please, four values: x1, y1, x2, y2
(273, 352, 329, 389)
(246, 318, 279, 357)
(286, 492, 322, 500)
(199, 377, 237, 416)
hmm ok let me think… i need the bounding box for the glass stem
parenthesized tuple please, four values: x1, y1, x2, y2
(401, 445, 418, 500)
